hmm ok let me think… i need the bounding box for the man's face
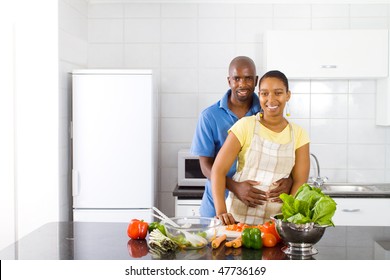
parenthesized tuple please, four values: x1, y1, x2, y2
(228, 64, 258, 103)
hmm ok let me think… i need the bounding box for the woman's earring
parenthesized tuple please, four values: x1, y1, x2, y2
(260, 109, 264, 118)
(286, 102, 291, 117)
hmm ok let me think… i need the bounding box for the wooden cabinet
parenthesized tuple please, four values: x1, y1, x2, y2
(332, 198, 390, 226)
(264, 30, 388, 79)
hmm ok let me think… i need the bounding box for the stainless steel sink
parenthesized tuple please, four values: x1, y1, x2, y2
(322, 184, 378, 193)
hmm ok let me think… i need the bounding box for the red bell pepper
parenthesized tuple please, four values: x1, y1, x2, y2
(127, 219, 148, 239)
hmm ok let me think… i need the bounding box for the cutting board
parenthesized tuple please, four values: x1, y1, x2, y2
(216, 226, 241, 240)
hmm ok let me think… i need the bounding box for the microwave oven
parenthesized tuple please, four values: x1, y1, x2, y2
(178, 149, 207, 186)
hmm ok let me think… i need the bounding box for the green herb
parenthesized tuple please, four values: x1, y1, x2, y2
(148, 222, 167, 236)
(279, 183, 337, 226)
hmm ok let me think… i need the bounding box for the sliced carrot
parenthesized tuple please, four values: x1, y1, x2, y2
(211, 234, 227, 249)
(225, 224, 237, 231)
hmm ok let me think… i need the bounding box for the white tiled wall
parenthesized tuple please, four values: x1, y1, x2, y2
(59, 0, 88, 221)
(83, 1, 390, 217)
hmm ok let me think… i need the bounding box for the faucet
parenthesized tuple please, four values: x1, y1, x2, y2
(310, 153, 328, 188)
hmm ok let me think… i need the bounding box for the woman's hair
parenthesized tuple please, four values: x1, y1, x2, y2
(259, 70, 289, 91)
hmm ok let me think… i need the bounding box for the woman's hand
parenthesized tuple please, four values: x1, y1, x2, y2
(216, 213, 236, 225)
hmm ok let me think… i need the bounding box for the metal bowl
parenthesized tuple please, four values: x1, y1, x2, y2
(271, 214, 330, 258)
(162, 217, 221, 250)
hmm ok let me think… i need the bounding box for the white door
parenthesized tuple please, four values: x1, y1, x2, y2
(72, 71, 154, 209)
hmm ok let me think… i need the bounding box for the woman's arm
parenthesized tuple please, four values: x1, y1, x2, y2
(290, 143, 310, 195)
(211, 132, 241, 225)
(200, 156, 266, 207)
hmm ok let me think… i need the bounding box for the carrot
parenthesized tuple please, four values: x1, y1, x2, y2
(232, 236, 242, 248)
(225, 236, 241, 247)
(211, 234, 227, 249)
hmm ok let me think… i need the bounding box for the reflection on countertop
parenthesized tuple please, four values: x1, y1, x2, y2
(0, 222, 389, 260)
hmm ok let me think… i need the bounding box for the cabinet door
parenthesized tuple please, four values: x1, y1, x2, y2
(175, 199, 201, 217)
(332, 198, 390, 226)
(264, 31, 312, 79)
(310, 30, 388, 78)
(264, 30, 388, 79)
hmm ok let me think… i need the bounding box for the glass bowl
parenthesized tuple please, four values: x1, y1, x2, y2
(161, 217, 221, 250)
(271, 214, 330, 258)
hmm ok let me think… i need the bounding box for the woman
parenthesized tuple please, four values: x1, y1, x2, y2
(211, 70, 310, 225)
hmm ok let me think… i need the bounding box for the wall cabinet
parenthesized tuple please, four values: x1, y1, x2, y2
(377, 78, 390, 125)
(332, 198, 390, 226)
(264, 30, 388, 79)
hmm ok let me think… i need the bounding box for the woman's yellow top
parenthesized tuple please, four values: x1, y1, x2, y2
(229, 115, 310, 173)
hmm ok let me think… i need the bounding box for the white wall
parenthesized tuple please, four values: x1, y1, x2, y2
(0, 0, 61, 251)
(0, 4, 16, 253)
(0, 0, 88, 251)
(86, 1, 390, 216)
(58, 0, 88, 222)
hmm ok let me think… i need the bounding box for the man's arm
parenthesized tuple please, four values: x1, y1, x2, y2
(198, 156, 213, 179)
(199, 156, 267, 207)
(267, 176, 293, 202)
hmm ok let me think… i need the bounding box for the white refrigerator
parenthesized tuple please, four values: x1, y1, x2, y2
(71, 69, 157, 223)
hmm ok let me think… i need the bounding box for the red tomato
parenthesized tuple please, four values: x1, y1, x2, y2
(262, 233, 277, 248)
(261, 221, 281, 243)
(127, 219, 148, 239)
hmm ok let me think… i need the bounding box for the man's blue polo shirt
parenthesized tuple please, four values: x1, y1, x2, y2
(190, 89, 261, 217)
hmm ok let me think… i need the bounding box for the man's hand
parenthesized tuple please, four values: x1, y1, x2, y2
(228, 180, 268, 207)
(267, 176, 293, 202)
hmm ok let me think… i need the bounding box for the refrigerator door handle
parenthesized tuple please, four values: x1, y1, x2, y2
(72, 169, 79, 196)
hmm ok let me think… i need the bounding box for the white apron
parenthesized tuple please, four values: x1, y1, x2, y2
(226, 113, 295, 225)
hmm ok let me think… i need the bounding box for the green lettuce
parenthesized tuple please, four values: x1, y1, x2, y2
(279, 183, 337, 226)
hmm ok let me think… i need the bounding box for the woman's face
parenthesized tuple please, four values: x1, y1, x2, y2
(258, 77, 291, 118)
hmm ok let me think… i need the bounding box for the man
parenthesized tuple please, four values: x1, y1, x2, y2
(191, 56, 292, 217)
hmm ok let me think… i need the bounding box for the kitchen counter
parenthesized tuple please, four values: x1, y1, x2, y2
(1, 222, 389, 260)
(173, 184, 390, 199)
(173, 185, 204, 199)
(323, 183, 390, 198)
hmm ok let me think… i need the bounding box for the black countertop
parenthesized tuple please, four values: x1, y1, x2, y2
(1, 222, 389, 260)
(173, 185, 204, 199)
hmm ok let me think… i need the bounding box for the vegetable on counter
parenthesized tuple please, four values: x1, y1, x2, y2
(241, 228, 262, 249)
(259, 221, 281, 243)
(225, 236, 242, 248)
(280, 183, 337, 225)
(148, 221, 166, 236)
(127, 219, 148, 239)
(148, 228, 178, 252)
(262, 233, 277, 248)
(225, 222, 250, 232)
(211, 234, 227, 249)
